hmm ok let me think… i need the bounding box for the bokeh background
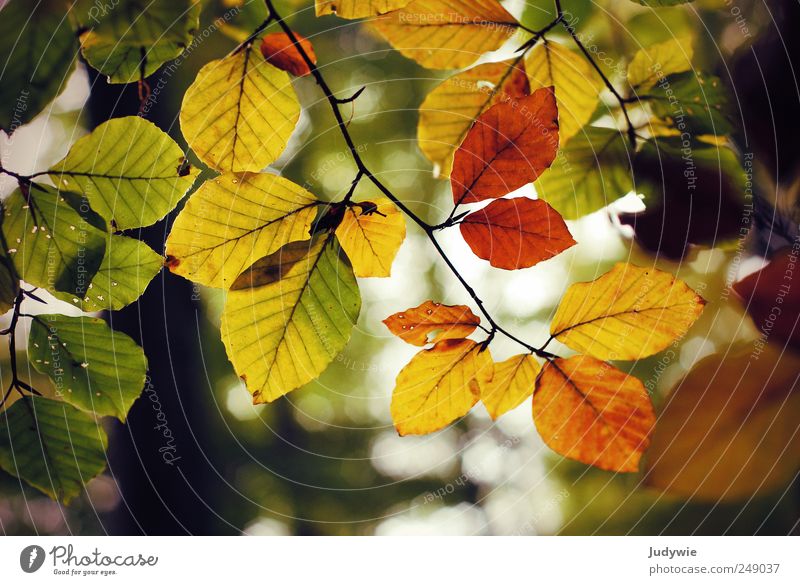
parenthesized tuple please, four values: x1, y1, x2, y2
(1, 0, 798, 535)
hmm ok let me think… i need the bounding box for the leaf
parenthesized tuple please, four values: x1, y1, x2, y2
(533, 127, 633, 219)
(0, 396, 108, 504)
(550, 263, 705, 361)
(53, 235, 163, 311)
(733, 247, 800, 352)
(165, 173, 319, 288)
(221, 235, 361, 403)
(418, 59, 530, 176)
(391, 339, 493, 435)
(481, 353, 539, 419)
(315, 0, 413, 18)
(459, 197, 575, 270)
(0, 0, 77, 133)
(649, 72, 732, 136)
(28, 315, 148, 421)
(79, 0, 200, 83)
(627, 37, 693, 91)
(49, 116, 199, 230)
(2, 185, 106, 298)
(631, 0, 694, 6)
(644, 342, 800, 501)
(371, 0, 520, 70)
(451, 87, 559, 205)
(334, 198, 406, 277)
(533, 355, 656, 472)
(618, 138, 746, 259)
(260, 32, 316, 77)
(180, 43, 301, 173)
(525, 40, 603, 145)
(0, 242, 19, 315)
(383, 301, 481, 346)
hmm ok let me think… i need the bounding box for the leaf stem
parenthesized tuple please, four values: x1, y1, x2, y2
(0, 289, 40, 408)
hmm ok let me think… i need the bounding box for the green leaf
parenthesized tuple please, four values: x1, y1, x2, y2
(533, 127, 633, 219)
(79, 0, 200, 83)
(1, 185, 107, 298)
(50, 116, 199, 230)
(0, 226, 20, 315)
(627, 37, 693, 91)
(53, 235, 163, 311)
(28, 315, 148, 421)
(649, 71, 732, 136)
(0, 0, 78, 132)
(0, 396, 107, 504)
(221, 235, 361, 403)
(165, 173, 319, 288)
(180, 43, 301, 173)
(631, 0, 693, 6)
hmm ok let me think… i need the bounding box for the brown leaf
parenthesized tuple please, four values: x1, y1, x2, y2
(450, 86, 559, 205)
(459, 197, 575, 269)
(383, 301, 481, 346)
(733, 247, 800, 352)
(533, 355, 656, 472)
(260, 33, 317, 77)
(644, 342, 800, 501)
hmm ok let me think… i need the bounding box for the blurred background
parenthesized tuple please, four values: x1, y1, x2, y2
(1, 0, 798, 535)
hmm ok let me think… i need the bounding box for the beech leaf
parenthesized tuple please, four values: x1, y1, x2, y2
(335, 198, 406, 278)
(383, 301, 481, 346)
(481, 353, 539, 419)
(260, 32, 316, 77)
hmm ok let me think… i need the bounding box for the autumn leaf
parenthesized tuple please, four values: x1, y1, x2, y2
(733, 247, 800, 352)
(550, 263, 705, 361)
(334, 198, 406, 277)
(371, 0, 520, 70)
(260, 32, 316, 77)
(481, 354, 539, 419)
(383, 301, 481, 346)
(165, 173, 319, 288)
(627, 37, 693, 91)
(391, 339, 493, 435)
(533, 127, 633, 219)
(221, 235, 361, 403)
(180, 43, 300, 173)
(316, 0, 413, 18)
(644, 342, 800, 501)
(418, 59, 529, 176)
(525, 40, 603, 145)
(459, 197, 575, 270)
(533, 355, 656, 472)
(451, 87, 559, 205)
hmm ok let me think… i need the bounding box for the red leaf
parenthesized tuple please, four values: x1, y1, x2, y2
(459, 197, 575, 269)
(260, 33, 317, 77)
(733, 247, 800, 351)
(450, 86, 559, 205)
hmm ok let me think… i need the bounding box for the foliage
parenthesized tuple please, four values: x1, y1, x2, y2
(0, 0, 794, 517)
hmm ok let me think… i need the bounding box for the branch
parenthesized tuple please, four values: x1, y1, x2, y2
(262, 0, 556, 359)
(0, 289, 40, 408)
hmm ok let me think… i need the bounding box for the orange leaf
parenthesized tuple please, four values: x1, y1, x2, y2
(532, 355, 655, 472)
(733, 247, 800, 352)
(260, 33, 317, 77)
(450, 86, 559, 205)
(383, 301, 480, 346)
(459, 197, 575, 269)
(391, 339, 493, 435)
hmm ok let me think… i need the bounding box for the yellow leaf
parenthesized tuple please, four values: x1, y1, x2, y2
(418, 58, 529, 176)
(525, 40, 604, 144)
(315, 0, 412, 18)
(180, 44, 300, 172)
(550, 263, 705, 360)
(481, 354, 540, 419)
(627, 37, 693, 91)
(221, 235, 361, 403)
(645, 342, 800, 501)
(371, 0, 519, 70)
(383, 301, 481, 346)
(533, 355, 655, 472)
(165, 173, 319, 288)
(335, 197, 406, 277)
(391, 339, 493, 435)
